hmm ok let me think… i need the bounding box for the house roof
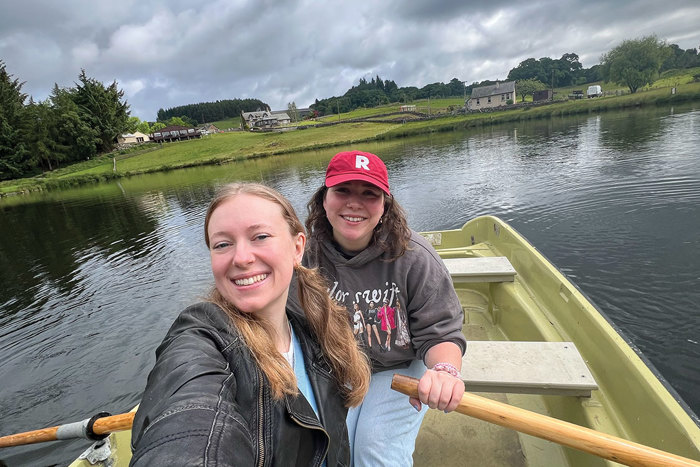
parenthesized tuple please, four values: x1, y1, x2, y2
(120, 131, 149, 138)
(242, 111, 272, 119)
(470, 81, 516, 99)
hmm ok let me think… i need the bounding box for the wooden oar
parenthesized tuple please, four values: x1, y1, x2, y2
(0, 412, 135, 448)
(391, 374, 700, 467)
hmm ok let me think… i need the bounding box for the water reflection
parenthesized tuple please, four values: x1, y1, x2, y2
(0, 104, 699, 466)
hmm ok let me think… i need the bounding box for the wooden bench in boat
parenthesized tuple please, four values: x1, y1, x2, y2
(442, 257, 516, 283)
(462, 341, 598, 397)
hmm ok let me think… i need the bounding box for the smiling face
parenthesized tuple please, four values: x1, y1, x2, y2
(206, 193, 305, 320)
(323, 180, 385, 252)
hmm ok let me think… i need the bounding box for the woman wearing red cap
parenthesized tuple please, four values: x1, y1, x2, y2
(294, 150, 467, 466)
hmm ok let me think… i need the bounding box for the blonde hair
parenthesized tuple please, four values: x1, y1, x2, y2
(204, 182, 370, 405)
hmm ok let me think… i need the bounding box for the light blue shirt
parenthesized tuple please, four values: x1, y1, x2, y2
(290, 326, 327, 466)
(290, 326, 320, 419)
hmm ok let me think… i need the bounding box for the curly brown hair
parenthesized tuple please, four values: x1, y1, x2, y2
(204, 182, 370, 405)
(305, 185, 411, 261)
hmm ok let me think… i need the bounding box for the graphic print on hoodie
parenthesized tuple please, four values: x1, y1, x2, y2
(296, 230, 466, 372)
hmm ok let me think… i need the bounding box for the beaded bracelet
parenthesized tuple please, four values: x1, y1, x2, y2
(431, 362, 460, 379)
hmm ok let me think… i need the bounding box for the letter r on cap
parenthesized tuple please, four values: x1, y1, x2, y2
(355, 155, 370, 171)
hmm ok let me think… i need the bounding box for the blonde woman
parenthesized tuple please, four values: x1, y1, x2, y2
(131, 183, 370, 466)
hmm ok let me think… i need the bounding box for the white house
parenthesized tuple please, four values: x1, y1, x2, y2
(466, 81, 516, 110)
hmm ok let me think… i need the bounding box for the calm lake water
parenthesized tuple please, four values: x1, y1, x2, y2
(1, 103, 699, 466)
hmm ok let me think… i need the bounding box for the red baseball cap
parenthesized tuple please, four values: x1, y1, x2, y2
(325, 151, 390, 195)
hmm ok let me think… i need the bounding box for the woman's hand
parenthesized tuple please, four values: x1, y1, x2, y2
(410, 368, 465, 412)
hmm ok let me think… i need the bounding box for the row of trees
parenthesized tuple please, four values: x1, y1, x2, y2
(310, 55, 604, 116)
(509, 38, 699, 97)
(126, 115, 200, 135)
(507, 53, 600, 88)
(157, 98, 269, 125)
(1, 64, 129, 180)
(311, 76, 493, 115)
(311, 39, 699, 116)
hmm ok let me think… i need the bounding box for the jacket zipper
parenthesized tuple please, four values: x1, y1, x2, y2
(288, 413, 330, 466)
(257, 369, 265, 467)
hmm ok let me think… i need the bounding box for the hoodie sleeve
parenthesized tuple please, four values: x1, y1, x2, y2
(403, 232, 467, 362)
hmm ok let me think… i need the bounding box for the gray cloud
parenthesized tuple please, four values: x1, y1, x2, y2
(2, 0, 698, 120)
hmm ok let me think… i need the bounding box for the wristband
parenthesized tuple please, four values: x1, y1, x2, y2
(431, 362, 460, 379)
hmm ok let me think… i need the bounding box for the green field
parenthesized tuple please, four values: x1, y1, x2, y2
(651, 67, 700, 88)
(314, 97, 466, 122)
(210, 116, 242, 130)
(2, 80, 699, 196)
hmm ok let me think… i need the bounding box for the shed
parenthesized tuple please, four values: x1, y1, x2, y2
(533, 90, 553, 102)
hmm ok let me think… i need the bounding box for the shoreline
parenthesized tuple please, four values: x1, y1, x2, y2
(2, 83, 699, 197)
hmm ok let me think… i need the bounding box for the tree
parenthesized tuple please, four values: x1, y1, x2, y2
(49, 84, 99, 163)
(71, 69, 130, 152)
(661, 44, 700, 71)
(508, 53, 584, 88)
(158, 98, 269, 124)
(135, 120, 152, 134)
(126, 116, 141, 133)
(516, 79, 547, 102)
(287, 101, 299, 122)
(164, 116, 189, 127)
(23, 100, 55, 171)
(600, 36, 670, 93)
(508, 58, 544, 83)
(0, 60, 30, 180)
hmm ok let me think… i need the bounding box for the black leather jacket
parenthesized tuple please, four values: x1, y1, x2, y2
(130, 302, 349, 466)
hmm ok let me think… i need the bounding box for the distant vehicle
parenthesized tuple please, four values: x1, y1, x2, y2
(587, 85, 603, 98)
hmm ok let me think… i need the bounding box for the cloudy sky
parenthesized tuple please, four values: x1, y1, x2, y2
(2, 0, 699, 121)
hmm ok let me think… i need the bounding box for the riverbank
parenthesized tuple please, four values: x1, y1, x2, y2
(2, 82, 699, 197)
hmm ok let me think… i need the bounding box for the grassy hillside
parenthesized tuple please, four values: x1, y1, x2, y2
(2, 80, 699, 196)
(652, 67, 700, 88)
(210, 116, 241, 130)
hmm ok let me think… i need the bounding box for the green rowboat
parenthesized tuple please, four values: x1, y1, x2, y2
(70, 215, 700, 466)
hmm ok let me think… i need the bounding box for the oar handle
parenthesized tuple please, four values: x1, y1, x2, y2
(391, 374, 700, 467)
(92, 412, 135, 435)
(0, 412, 135, 448)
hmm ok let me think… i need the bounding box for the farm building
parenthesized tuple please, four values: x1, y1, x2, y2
(150, 126, 202, 143)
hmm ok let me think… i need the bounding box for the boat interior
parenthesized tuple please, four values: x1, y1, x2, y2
(412, 217, 700, 466)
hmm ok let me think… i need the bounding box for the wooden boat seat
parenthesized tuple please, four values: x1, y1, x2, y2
(462, 341, 598, 397)
(443, 257, 516, 283)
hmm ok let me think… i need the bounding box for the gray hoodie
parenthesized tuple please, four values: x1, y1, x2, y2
(296, 230, 466, 373)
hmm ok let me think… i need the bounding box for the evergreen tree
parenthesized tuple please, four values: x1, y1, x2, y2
(49, 84, 100, 163)
(71, 70, 130, 153)
(0, 61, 30, 180)
(23, 100, 54, 171)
